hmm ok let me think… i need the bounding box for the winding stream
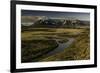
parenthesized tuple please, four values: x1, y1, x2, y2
(45, 38, 75, 57)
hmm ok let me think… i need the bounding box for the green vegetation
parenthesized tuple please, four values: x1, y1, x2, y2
(21, 27, 90, 62)
(21, 39, 58, 62)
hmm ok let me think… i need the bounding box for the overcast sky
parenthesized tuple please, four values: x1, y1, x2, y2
(21, 10, 90, 21)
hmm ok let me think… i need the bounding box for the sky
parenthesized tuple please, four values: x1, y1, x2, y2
(21, 10, 90, 21)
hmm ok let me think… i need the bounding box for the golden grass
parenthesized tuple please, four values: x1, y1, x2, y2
(41, 29, 90, 61)
(21, 28, 90, 62)
(21, 28, 84, 40)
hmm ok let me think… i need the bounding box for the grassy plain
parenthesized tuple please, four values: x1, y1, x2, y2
(41, 28, 90, 61)
(21, 27, 90, 62)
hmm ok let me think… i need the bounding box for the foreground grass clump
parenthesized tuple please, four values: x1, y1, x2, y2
(21, 39, 58, 62)
(41, 29, 90, 61)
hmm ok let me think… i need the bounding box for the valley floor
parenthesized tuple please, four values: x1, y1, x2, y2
(21, 28, 90, 62)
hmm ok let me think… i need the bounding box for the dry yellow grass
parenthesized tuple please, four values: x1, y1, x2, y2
(21, 28, 84, 40)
